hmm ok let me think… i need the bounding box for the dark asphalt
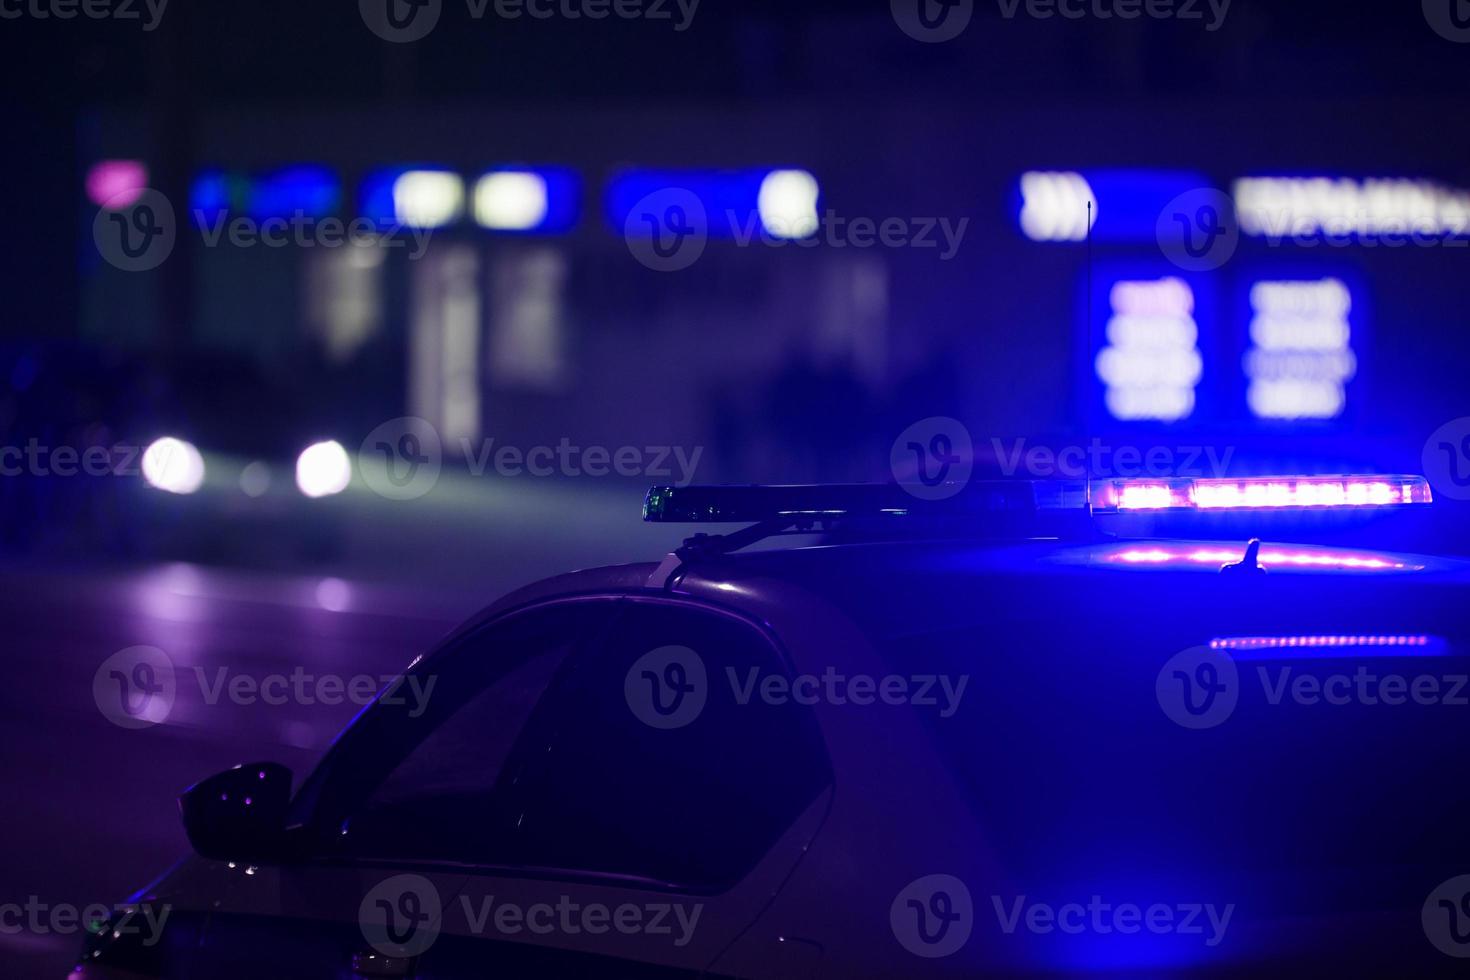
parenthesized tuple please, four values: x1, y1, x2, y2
(0, 561, 483, 980)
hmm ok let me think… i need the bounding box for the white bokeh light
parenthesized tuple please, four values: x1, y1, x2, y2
(315, 577, 352, 612)
(239, 460, 271, 498)
(141, 437, 205, 495)
(758, 169, 821, 239)
(393, 171, 465, 229)
(473, 171, 549, 231)
(295, 441, 352, 498)
(1019, 171, 1097, 242)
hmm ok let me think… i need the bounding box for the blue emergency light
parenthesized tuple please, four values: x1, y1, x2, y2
(643, 476, 1433, 525)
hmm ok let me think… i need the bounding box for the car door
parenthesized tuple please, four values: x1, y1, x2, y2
(411, 595, 835, 978)
(183, 597, 620, 979)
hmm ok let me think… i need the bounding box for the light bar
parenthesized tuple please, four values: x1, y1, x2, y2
(1109, 545, 1421, 571)
(643, 482, 1088, 524)
(1093, 475, 1432, 512)
(1210, 635, 1442, 655)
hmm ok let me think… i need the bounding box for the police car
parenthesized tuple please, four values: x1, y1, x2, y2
(76, 476, 1470, 977)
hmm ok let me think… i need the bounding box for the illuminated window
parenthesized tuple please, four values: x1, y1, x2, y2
(488, 247, 567, 390)
(410, 246, 482, 450)
(303, 243, 385, 364)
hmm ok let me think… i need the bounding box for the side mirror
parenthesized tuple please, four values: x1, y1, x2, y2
(179, 762, 292, 862)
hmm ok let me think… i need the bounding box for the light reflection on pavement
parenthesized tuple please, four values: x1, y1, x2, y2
(0, 561, 478, 980)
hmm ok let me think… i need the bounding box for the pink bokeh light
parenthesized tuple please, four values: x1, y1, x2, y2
(86, 160, 148, 210)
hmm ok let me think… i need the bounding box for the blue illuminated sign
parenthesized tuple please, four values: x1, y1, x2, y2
(189, 165, 340, 225)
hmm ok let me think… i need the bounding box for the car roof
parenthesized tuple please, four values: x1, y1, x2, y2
(466, 536, 1470, 638)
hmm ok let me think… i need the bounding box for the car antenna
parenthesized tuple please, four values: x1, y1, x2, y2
(1221, 538, 1268, 576)
(1085, 197, 1094, 513)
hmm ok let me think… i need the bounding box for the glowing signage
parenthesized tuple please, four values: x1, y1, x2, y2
(1244, 278, 1355, 420)
(1095, 276, 1202, 422)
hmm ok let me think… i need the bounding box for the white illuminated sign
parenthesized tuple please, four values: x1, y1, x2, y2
(1233, 177, 1470, 238)
(1244, 278, 1355, 420)
(1019, 171, 1097, 242)
(1096, 277, 1202, 422)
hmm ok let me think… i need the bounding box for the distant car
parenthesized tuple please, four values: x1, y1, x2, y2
(76, 478, 1470, 977)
